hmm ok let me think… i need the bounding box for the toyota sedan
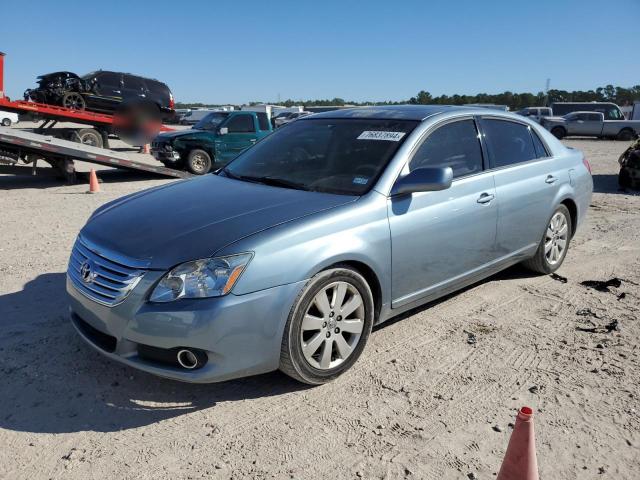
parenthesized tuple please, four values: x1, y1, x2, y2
(67, 105, 593, 384)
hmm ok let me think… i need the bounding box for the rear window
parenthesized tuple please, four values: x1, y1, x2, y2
(531, 130, 549, 158)
(482, 119, 537, 168)
(146, 79, 170, 95)
(256, 112, 270, 130)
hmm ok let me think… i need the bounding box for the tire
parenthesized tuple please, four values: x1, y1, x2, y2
(1, 118, 11, 127)
(61, 92, 86, 110)
(72, 128, 103, 148)
(279, 266, 375, 385)
(522, 204, 572, 274)
(551, 127, 566, 140)
(186, 149, 212, 175)
(617, 129, 636, 142)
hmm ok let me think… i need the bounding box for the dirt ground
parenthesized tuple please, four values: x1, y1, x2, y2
(0, 136, 638, 480)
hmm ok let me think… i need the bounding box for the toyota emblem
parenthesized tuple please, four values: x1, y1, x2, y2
(80, 259, 96, 284)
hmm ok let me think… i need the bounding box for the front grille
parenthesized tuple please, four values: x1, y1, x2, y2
(68, 238, 145, 307)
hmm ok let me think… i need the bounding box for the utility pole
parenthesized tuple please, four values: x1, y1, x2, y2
(543, 78, 550, 106)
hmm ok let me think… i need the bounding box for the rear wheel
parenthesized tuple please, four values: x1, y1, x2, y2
(1, 118, 11, 127)
(71, 128, 103, 148)
(62, 92, 86, 110)
(617, 129, 636, 142)
(551, 127, 566, 140)
(280, 267, 374, 385)
(522, 205, 572, 274)
(186, 149, 212, 175)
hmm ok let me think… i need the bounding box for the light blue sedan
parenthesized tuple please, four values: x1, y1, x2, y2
(67, 105, 593, 384)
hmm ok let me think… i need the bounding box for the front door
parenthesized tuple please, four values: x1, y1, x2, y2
(388, 118, 498, 308)
(216, 114, 258, 164)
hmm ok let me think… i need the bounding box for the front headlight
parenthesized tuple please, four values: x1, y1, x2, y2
(149, 253, 252, 303)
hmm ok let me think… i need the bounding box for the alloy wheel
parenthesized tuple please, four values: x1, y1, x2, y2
(191, 154, 207, 173)
(63, 93, 85, 110)
(545, 211, 568, 265)
(300, 281, 365, 370)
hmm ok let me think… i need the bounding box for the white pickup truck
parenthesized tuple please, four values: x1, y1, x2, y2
(542, 111, 640, 141)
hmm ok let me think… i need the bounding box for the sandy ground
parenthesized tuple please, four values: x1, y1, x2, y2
(0, 134, 639, 480)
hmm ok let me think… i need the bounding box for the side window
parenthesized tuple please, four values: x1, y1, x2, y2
(410, 119, 484, 178)
(531, 130, 549, 158)
(124, 76, 146, 91)
(97, 72, 122, 88)
(256, 112, 270, 130)
(588, 113, 601, 121)
(226, 114, 256, 133)
(482, 119, 537, 168)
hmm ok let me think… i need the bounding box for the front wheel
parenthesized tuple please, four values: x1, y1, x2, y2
(186, 149, 212, 175)
(1, 118, 11, 127)
(62, 92, 86, 110)
(279, 267, 374, 385)
(522, 205, 572, 274)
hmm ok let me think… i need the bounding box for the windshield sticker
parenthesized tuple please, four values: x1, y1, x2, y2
(357, 131, 406, 142)
(352, 176, 369, 185)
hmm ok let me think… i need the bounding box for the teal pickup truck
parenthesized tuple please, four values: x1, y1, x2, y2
(151, 111, 272, 174)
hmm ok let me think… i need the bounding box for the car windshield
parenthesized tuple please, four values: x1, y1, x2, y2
(221, 118, 419, 195)
(194, 112, 229, 130)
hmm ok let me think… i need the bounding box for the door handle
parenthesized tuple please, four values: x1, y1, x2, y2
(477, 192, 495, 204)
(250, 139, 257, 143)
(545, 175, 557, 184)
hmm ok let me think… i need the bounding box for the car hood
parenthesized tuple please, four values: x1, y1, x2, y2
(80, 175, 357, 270)
(155, 129, 209, 140)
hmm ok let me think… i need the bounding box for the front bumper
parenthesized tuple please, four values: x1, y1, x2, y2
(67, 272, 306, 383)
(151, 148, 181, 164)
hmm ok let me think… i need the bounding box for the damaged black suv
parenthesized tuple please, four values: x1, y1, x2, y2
(24, 71, 175, 117)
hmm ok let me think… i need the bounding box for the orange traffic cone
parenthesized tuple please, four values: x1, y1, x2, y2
(497, 407, 539, 480)
(88, 169, 100, 193)
(140, 143, 150, 154)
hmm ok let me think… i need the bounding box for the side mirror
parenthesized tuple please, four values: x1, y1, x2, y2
(218, 127, 228, 135)
(391, 167, 453, 196)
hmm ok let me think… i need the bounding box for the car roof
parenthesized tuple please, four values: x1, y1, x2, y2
(304, 105, 479, 121)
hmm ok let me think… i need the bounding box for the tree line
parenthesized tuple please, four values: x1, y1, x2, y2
(175, 85, 640, 111)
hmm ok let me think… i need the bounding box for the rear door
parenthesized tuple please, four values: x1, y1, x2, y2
(388, 117, 498, 307)
(480, 117, 565, 257)
(121, 75, 148, 104)
(216, 114, 258, 164)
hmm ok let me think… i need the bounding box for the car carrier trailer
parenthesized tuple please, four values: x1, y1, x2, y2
(0, 127, 191, 181)
(0, 51, 186, 181)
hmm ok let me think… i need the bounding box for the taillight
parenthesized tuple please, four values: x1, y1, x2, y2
(582, 157, 592, 174)
(169, 92, 175, 110)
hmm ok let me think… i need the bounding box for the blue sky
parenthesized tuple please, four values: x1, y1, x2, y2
(3, 0, 639, 104)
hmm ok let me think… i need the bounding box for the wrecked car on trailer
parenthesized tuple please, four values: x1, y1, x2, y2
(23, 70, 175, 118)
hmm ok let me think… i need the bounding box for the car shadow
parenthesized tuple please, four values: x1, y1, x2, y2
(591, 173, 639, 195)
(0, 272, 308, 434)
(374, 263, 540, 332)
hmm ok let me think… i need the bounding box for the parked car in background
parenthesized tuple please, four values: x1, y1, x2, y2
(516, 107, 552, 123)
(24, 70, 175, 118)
(178, 109, 217, 125)
(275, 111, 312, 127)
(151, 110, 272, 174)
(0, 110, 19, 127)
(542, 111, 640, 140)
(550, 102, 625, 121)
(68, 105, 592, 385)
